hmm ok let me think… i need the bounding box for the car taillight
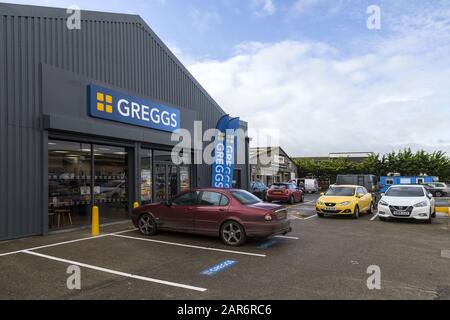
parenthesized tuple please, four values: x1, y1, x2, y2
(284, 189, 289, 195)
(264, 213, 273, 221)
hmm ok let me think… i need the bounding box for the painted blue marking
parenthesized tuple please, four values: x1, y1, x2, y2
(257, 239, 278, 249)
(200, 260, 237, 276)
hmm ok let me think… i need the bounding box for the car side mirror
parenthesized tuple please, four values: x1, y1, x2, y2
(165, 199, 172, 206)
(380, 193, 385, 197)
(357, 193, 364, 198)
(428, 193, 433, 199)
(320, 192, 325, 196)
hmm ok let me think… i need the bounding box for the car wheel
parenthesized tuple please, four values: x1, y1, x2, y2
(221, 221, 247, 246)
(300, 194, 304, 203)
(379, 216, 387, 222)
(425, 214, 432, 224)
(317, 212, 324, 218)
(138, 213, 157, 236)
(353, 206, 359, 219)
(289, 195, 295, 205)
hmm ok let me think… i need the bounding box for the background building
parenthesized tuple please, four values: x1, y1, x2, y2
(0, 3, 249, 240)
(250, 147, 297, 186)
(294, 152, 375, 163)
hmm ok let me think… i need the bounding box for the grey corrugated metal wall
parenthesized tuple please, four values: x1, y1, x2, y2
(0, 3, 248, 240)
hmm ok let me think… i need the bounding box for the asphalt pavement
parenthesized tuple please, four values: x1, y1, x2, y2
(1, 193, 449, 300)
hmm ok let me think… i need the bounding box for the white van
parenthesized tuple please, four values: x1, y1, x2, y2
(296, 178, 319, 193)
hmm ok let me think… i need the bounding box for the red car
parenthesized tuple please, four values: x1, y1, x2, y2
(131, 188, 291, 246)
(266, 183, 304, 204)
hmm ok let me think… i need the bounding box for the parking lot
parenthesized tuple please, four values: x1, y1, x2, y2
(1, 193, 450, 300)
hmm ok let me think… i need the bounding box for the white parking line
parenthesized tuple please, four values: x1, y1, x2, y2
(111, 234, 266, 257)
(303, 215, 317, 220)
(22, 250, 207, 292)
(274, 235, 299, 240)
(370, 213, 379, 221)
(0, 228, 137, 258)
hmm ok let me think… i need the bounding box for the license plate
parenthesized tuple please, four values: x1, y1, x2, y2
(394, 211, 409, 216)
(325, 207, 335, 211)
(273, 191, 282, 194)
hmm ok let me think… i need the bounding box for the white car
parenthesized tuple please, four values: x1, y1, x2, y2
(378, 185, 436, 223)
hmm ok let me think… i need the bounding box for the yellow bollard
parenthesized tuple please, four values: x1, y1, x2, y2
(92, 206, 99, 236)
(133, 202, 139, 209)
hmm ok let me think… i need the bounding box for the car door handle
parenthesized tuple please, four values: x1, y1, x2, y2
(219, 208, 226, 212)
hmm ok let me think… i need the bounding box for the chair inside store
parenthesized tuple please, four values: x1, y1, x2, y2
(48, 197, 73, 228)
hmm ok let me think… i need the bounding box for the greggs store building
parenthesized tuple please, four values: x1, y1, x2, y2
(0, 3, 250, 240)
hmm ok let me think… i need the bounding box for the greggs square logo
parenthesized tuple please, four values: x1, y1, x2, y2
(88, 84, 180, 133)
(96, 92, 113, 113)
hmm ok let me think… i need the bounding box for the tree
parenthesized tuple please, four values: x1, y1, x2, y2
(294, 150, 450, 181)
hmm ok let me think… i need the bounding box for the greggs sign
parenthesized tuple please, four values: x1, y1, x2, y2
(88, 84, 180, 132)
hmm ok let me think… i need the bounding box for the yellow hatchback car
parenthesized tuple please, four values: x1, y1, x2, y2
(316, 185, 374, 219)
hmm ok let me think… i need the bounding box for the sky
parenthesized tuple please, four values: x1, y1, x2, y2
(2, 0, 450, 157)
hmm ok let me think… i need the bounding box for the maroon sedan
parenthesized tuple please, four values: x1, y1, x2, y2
(131, 188, 292, 246)
(266, 183, 304, 204)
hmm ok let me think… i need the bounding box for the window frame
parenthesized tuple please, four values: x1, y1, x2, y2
(197, 191, 230, 207)
(171, 191, 199, 206)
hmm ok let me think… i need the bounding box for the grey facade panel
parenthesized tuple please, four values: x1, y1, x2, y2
(0, 3, 249, 240)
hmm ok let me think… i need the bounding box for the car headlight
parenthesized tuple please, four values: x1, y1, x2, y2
(339, 201, 351, 206)
(414, 201, 428, 208)
(379, 200, 389, 206)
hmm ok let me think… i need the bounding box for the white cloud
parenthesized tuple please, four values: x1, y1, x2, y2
(251, 0, 276, 16)
(187, 14, 450, 156)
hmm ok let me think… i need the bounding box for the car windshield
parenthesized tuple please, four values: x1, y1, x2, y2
(325, 187, 355, 196)
(386, 187, 425, 197)
(270, 184, 289, 190)
(231, 190, 261, 205)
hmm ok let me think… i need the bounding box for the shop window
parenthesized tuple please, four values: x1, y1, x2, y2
(179, 165, 190, 191)
(48, 140, 91, 229)
(48, 140, 130, 230)
(140, 149, 152, 205)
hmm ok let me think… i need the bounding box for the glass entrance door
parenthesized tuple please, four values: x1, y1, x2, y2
(168, 165, 179, 199)
(94, 145, 129, 223)
(155, 163, 167, 202)
(154, 163, 183, 202)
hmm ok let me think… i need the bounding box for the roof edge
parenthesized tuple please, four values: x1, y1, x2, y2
(0, 2, 234, 121)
